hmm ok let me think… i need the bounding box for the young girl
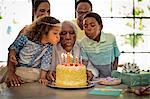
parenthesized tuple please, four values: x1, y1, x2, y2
(6, 16, 61, 86)
(79, 12, 120, 78)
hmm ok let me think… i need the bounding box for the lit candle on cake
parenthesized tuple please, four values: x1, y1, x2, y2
(61, 53, 65, 64)
(80, 56, 82, 64)
(75, 56, 78, 64)
(70, 54, 73, 64)
(67, 53, 70, 64)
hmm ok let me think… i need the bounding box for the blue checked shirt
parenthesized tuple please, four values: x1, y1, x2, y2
(9, 35, 53, 71)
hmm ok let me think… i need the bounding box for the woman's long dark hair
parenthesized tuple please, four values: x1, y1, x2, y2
(32, 0, 50, 21)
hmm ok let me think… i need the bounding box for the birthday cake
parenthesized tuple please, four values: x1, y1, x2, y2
(55, 64, 87, 87)
(55, 53, 88, 87)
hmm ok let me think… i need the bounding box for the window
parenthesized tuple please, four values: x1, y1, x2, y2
(50, 0, 75, 21)
(0, 0, 32, 61)
(0, 0, 75, 61)
(90, 0, 150, 69)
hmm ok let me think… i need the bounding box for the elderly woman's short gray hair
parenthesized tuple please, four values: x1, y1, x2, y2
(62, 21, 77, 34)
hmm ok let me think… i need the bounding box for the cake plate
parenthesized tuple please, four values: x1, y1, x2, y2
(47, 83, 95, 90)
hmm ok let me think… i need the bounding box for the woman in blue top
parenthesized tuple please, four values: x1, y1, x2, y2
(79, 12, 120, 78)
(6, 16, 61, 86)
(5, 0, 51, 87)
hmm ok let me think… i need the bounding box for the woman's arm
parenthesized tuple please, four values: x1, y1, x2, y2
(6, 49, 24, 87)
(15, 26, 28, 39)
(6, 35, 28, 86)
(7, 49, 17, 73)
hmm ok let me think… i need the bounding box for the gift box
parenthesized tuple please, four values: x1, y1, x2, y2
(112, 70, 150, 87)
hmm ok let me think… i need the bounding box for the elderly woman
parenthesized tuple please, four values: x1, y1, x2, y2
(47, 21, 98, 81)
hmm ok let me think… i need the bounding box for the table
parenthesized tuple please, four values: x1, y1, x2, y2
(0, 82, 149, 99)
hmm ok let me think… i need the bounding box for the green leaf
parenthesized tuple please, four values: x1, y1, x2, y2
(138, 19, 143, 30)
(124, 33, 144, 48)
(0, 16, 2, 19)
(138, 0, 143, 2)
(147, 5, 150, 11)
(126, 22, 132, 27)
(134, 7, 144, 17)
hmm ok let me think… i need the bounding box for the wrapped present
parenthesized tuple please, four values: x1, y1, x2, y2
(112, 70, 150, 87)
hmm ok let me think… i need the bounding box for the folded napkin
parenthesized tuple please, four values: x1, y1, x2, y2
(89, 86, 122, 96)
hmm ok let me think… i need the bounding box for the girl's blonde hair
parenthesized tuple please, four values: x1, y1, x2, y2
(25, 16, 60, 42)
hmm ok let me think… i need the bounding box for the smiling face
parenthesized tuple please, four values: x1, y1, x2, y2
(34, 2, 50, 19)
(76, 2, 91, 18)
(83, 17, 102, 40)
(76, 2, 92, 29)
(60, 22, 76, 52)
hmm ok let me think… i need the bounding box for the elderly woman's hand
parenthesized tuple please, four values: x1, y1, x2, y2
(86, 70, 94, 81)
